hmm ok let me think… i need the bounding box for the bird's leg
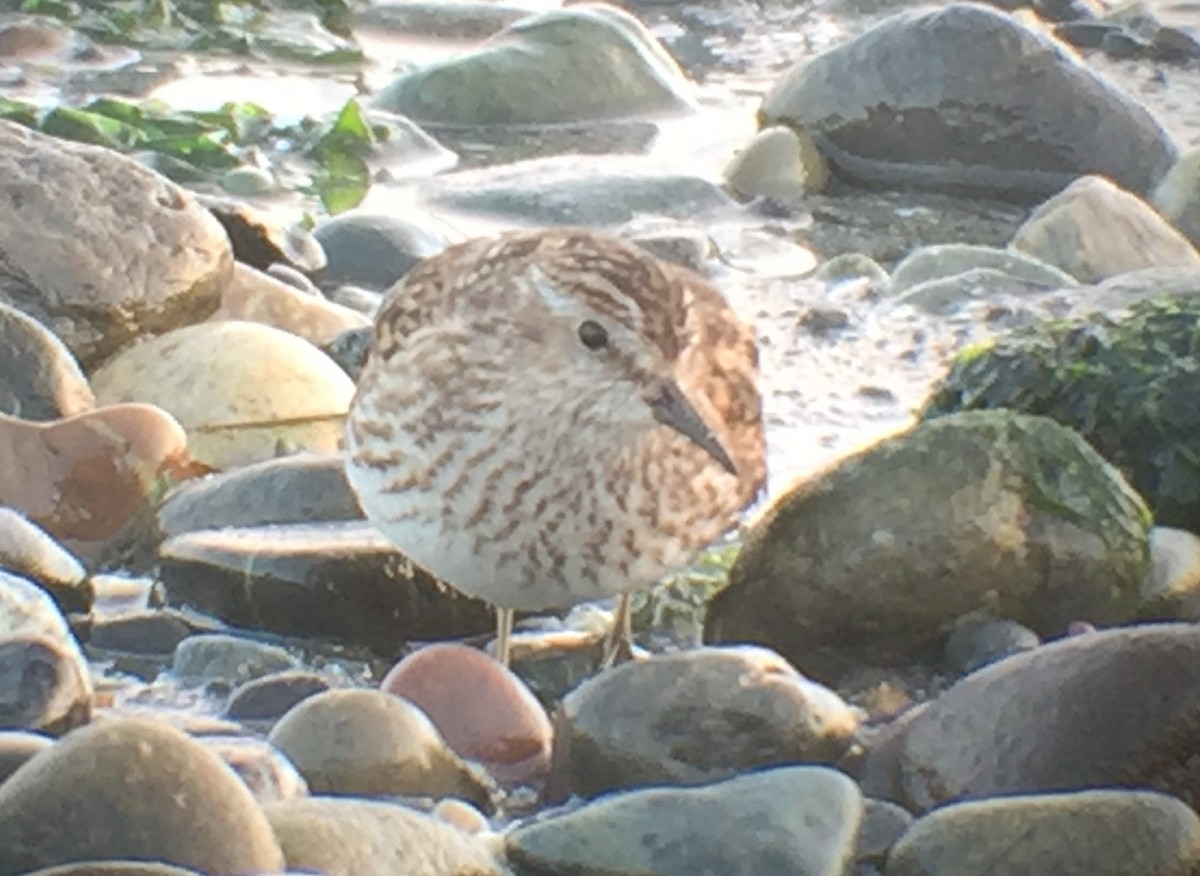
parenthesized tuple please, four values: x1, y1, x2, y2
(600, 593, 635, 668)
(494, 607, 514, 667)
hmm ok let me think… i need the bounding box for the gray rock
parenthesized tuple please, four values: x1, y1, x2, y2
(194, 193, 326, 273)
(157, 453, 363, 539)
(1141, 526, 1200, 619)
(417, 155, 735, 227)
(0, 633, 91, 735)
(373, 4, 695, 125)
(265, 797, 507, 876)
(943, 617, 1040, 675)
(0, 300, 92, 420)
(889, 244, 1077, 295)
(705, 411, 1151, 681)
(268, 689, 495, 809)
(1153, 144, 1200, 248)
(354, 0, 541, 40)
(0, 507, 91, 617)
(548, 646, 860, 800)
(1012, 175, 1200, 283)
(0, 730, 51, 786)
(862, 624, 1200, 811)
(0, 120, 232, 370)
(856, 798, 913, 866)
(157, 521, 494, 654)
(321, 326, 374, 382)
(0, 571, 82, 655)
(328, 284, 383, 317)
(312, 212, 455, 293)
(510, 765, 863, 876)
(171, 633, 297, 685)
(887, 789, 1200, 876)
(87, 609, 196, 656)
(223, 669, 331, 722)
(723, 125, 829, 201)
(0, 716, 285, 875)
(760, 4, 1177, 202)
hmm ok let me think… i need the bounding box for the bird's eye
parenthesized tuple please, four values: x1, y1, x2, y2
(578, 320, 609, 351)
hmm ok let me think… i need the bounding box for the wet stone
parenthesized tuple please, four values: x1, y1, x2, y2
(0, 299, 93, 421)
(194, 193, 327, 273)
(87, 609, 196, 656)
(157, 452, 363, 539)
(267, 688, 496, 808)
(0, 633, 92, 735)
(158, 521, 494, 655)
(0, 730, 51, 787)
(0, 715, 285, 875)
(199, 735, 309, 803)
(549, 645, 860, 801)
(943, 617, 1040, 676)
(171, 633, 298, 686)
(0, 507, 91, 618)
(223, 669, 331, 723)
(312, 211, 456, 293)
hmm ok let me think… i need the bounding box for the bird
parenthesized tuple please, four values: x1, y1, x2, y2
(344, 227, 766, 666)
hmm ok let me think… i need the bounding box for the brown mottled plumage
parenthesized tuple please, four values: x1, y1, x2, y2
(345, 227, 765, 664)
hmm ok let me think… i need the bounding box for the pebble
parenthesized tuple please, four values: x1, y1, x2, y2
(548, 645, 860, 800)
(0, 299, 93, 421)
(706, 410, 1150, 681)
(0, 120, 232, 370)
(0, 403, 197, 561)
(223, 669, 331, 723)
(157, 452, 363, 539)
(199, 735, 309, 803)
(157, 521, 493, 654)
(1153, 143, 1200, 248)
(0, 506, 91, 617)
(195, 193, 326, 273)
(267, 688, 496, 808)
(91, 321, 354, 470)
(887, 789, 1200, 876)
(214, 262, 370, 349)
(312, 211, 455, 293)
(1141, 526, 1200, 618)
(509, 765, 864, 876)
(0, 633, 92, 735)
(1011, 175, 1200, 283)
(0, 730, 51, 786)
(723, 125, 828, 201)
(0, 716, 285, 875)
(171, 633, 298, 685)
(888, 243, 1077, 295)
(382, 643, 553, 789)
(264, 797, 506, 876)
(942, 616, 1040, 676)
(861, 624, 1200, 811)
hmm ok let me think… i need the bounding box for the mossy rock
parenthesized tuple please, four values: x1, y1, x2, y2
(924, 295, 1200, 531)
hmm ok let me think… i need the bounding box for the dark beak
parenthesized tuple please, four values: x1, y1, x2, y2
(648, 380, 738, 476)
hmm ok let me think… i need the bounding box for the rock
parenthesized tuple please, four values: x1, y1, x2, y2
(0, 300, 93, 420)
(417, 154, 735, 227)
(815, 253, 889, 287)
(0, 120, 232, 370)
(157, 521, 494, 654)
(214, 262, 370, 348)
(923, 295, 1200, 533)
(264, 797, 506, 876)
(194, 193, 326, 273)
(889, 244, 1077, 295)
(0, 633, 92, 735)
(171, 633, 297, 686)
(1142, 526, 1200, 619)
(267, 688, 495, 808)
(887, 789, 1200, 876)
(90, 321, 354, 470)
(861, 624, 1200, 811)
(87, 609, 197, 656)
(157, 452, 363, 539)
(723, 125, 828, 201)
(0, 404, 198, 562)
(759, 4, 1176, 202)
(199, 735, 308, 803)
(705, 411, 1151, 680)
(373, 3, 695, 125)
(0, 571, 83, 649)
(353, 0, 540, 40)
(857, 798, 913, 867)
(1154, 144, 1200, 248)
(0, 730, 51, 786)
(548, 646, 860, 800)
(328, 284, 383, 317)
(0, 715, 285, 875)
(893, 268, 1064, 317)
(321, 326, 373, 382)
(312, 212, 455, 293)
(943, 617, 1040, 676)
(21, 864, 206, 876)
(0, 507, 91, 617)
(509, 765, 863, 876)
(1011, 175, 1200, 283)
(223, 669, 331, 722)
(381, 643, 552, 788)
